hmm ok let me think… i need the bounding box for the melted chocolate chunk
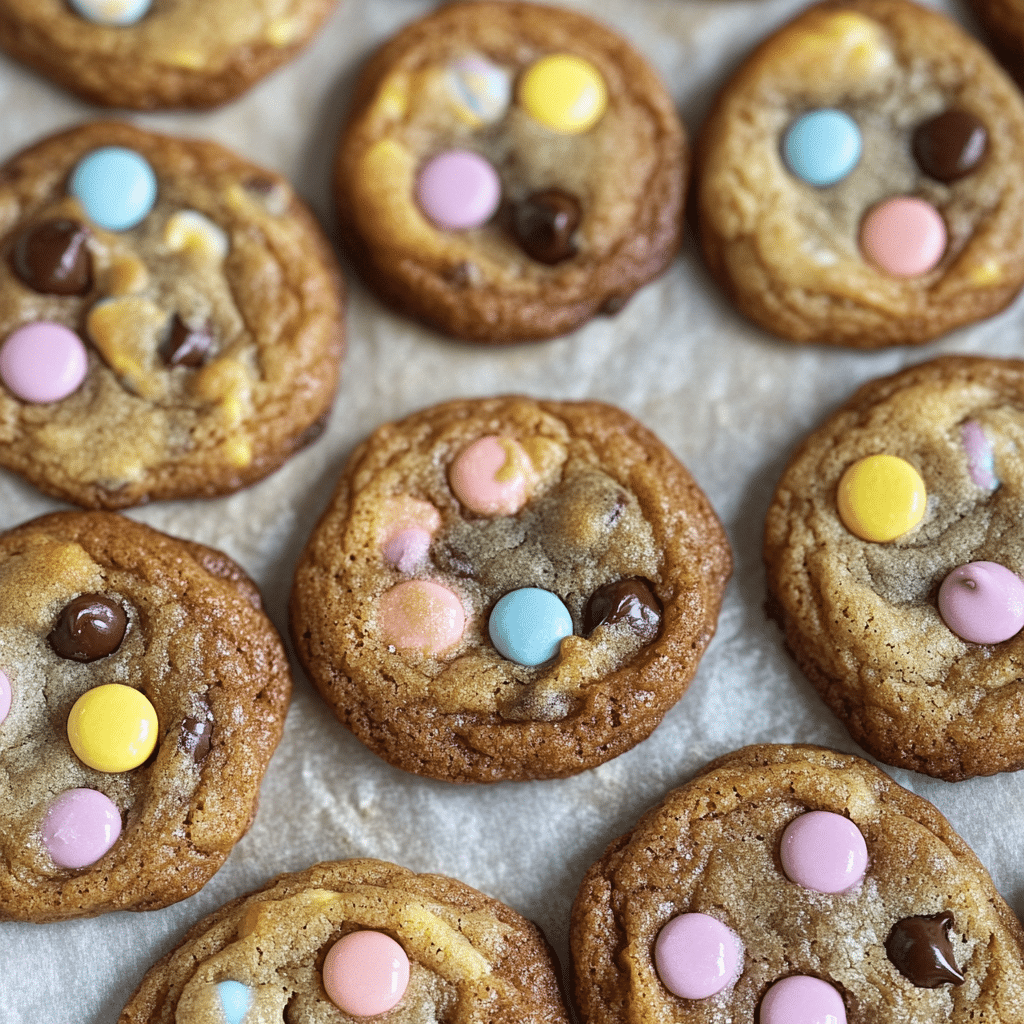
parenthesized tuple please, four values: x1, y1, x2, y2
(885, 911, 965, 988)
(912, 110, 988, 183)
(512, 189, 581, 264)
(181, 717, 213, 762)
(160, 316, 212, 368)
(49, 594, 128, 662)
(584, 577, 661, 642)
(11, 219, 92, 295)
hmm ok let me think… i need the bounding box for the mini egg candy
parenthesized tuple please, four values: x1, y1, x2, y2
(0, 322, 88, 404)
(654, 913, 742, 999)
(860, 197, 947, 277)
(378, 580, 466, 656)
(938, 561, 1024, 644)
(69, 147, 157, 231)
(416, 150, 501, 231)
(760, 975, 847, 1024)
(322, 930, 411, 1017)
(446, 54, 512, 126)
(67, 683, 159, 773)
(40, 788, 122, 869)
(0, 669, 10, 726)
(780, 810, 868, 893)
(449, 436, 531, 516)
(783, 109, 862, 187)
(962, 420, 998, 491)
(489, 587, 573, 666)
(836, 454, 926, 543)
(68, 0, 152, 26)
(519, 54, 608, 134)
(216, 980, 254, 1024)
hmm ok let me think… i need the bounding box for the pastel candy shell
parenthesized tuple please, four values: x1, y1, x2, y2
(449, 436, 530, 516)
(519, 54, 608, 134)
(41, 788, 122, 869)
(69, 147, 158, 231)
(783, 109, 862, 187)
(938, 561, 1024, 644)
(216, 980, 253, 1024)
(961, 420, 998, 491)
(382, 527, 432, 573)
(0, 322, 88, 403)
(416, 150, 501, 230)
(323, 930, 410, 1017)
(378, 580, 465, 655)
(760, 975, 847, 1024)
(860, 197, 946, 277)
(488, 587, 573, 666)
(447, 55, 512, 125)
(68, 0, 152, 26)
(0, 669, 10, 726)
(836, 455, 926, 543)
(654, 913, 742, 999)
(780, 810, 868, 893)
(67, 683, 159, 773)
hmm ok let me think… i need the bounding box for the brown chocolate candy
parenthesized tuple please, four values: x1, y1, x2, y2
(511, 189, 581, 264)
(160, 316, 212, 368)
(181, 717, 213, 762)
(885, 911, 965, 987)
(11, 219, 92, 296)
(583, 577, 661, 642)
(912, 110, 988, 183)
(48, 593, 128, 662)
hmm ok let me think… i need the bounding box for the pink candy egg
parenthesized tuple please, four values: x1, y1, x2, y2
(382, 527, 433, 573)
(860, 197, 946, 277)
(41, 788, 122, 869)
(760, 975, 847, 1024)
(938, 561, 1024, 644)
(780, 810, 868, 893)
(0, 322, 88, 403)
(654, 912, 742, 999)
(416, 150, 501, 230)
(449, 436, 529, 516)
(322, 930, 410, 1017)
(0, 669, 10, 726)
(378, 579, 466, 655)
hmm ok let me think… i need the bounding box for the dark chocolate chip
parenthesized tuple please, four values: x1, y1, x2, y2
(584, 577, 662, 642)
(181, 717, 213, 762)
(512, 189, 581, 264)
(160, 316, 212, 368)
(912, 110, 988, 183)
(11, 219, 92, 296)
(886, 911, 965, 988)
(49, 594, 127, 662)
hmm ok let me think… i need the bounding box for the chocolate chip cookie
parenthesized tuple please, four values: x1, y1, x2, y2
(697, 0, 1024, 347)
(571, 744, 1024, 1024)
(764, 355, 1024, 781)
(0, 511, 291, 922)
(0, 121, 344, 509)
(0, 0, 337, 109)
(334, 0, 686, 343)
(118, 858, 571, 1024)
(290, 397, 730, 782)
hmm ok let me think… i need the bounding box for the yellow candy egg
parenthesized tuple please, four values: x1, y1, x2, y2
(67, 683, 159, 773)
(837, 454, 926, 542)
(519, 54, 607, 134)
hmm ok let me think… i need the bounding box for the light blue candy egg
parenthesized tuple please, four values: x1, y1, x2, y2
(69, 147, 157, 231)
(216, 980, 253, 1024)
(783, 109, 862, 187)
(489, 588, 573, 666)
(68, 0, 152, 27)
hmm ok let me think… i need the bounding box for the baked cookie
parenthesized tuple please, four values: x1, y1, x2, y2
(118, 858, 571, 1024)
(0, 121, 344, 509)
(290, 397, 730, 783)
(0, 510, 291, 922)
(334, 1, 686, 343)
(0, 0, 337, 110)
(571, 743, 1024, 1024)
(696, 0, 1024, 348)
(764, 355, 1024, 781)
(965, 0, 1024, 89)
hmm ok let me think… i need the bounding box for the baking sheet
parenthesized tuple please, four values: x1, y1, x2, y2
(2, 0, 1023, 1020)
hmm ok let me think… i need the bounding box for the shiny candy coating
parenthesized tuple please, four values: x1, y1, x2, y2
(322, 930, 411, 1017)
(654, 913, 742, 999)
(449, 436, 531, 516)
(489, 587, 573, 666)
(49, 593, 127, 661)
(416, 150, 501, 230)
(780, 810, 868, 893)
(69, 147, 158, 231)
(40, 788, 121, 869)
(913, 110, 988, 183)
(860, 197, 946, 277)
(519, 54, 608, 134)
(760, 975, 847, 1024)
(0, 322, 88, 404)
(885, 911, 965, 988)
(837, 454, 926, 543)
(962, 420, 998, 491)
(938, 561, 1024, 644)
(382, 527, 432, 574)
(584, 577, 661, 642)
(378, 580, 465, 655)
(446, 55, 512, 125)
(0, 669, 9, 726)
(67, 683, 159, 773)
(216, 981, 253, 1024)
(68, 0, 152, 26)
(783, 109, 862, 187)
(11, 220, 92, 295)
(512, 189, 581, 264)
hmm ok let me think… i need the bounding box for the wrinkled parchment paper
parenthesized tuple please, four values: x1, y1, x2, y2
(2, 1, 1023, 1020)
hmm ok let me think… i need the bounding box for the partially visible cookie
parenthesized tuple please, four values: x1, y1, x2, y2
(697, 0, 1024, 347)
(334, 1, 686, 343)
(118, 858, 571, 1024)
(0, 121, 344, 509)
(0, 511, 291, 922)
(765, 355, 1024, 781)
(290, 397, 730, 782)
(571, 744, 1024, 1024)
(0, 0, 337, 110)
(965, 0, 1024, 88)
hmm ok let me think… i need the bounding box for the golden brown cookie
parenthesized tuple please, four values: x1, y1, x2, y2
(965, 0, 1024, 88)
(0, 121, 344, 509)
(697, 0, 1024, 348)
(0, 511, 291, 922)
(764, 355, 1024, 781)
(571, 744, 1024, 1024)
(334, 0, 686, 343)
(0, 0, 337, 110)
(290, 396, 730, 783)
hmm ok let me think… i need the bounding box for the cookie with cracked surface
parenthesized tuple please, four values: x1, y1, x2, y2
(0, 0, 337, 109)
(290, 396, 730, 782)
(118, 858, 571, 1024)
(0, 121, 344, 509)
(0, 510, 291, 922)
(334, 0, 686, 343)
(696, 0, 1024, 348)
(571, 743, 1024, 1024)
(764, 355, 1024, 781)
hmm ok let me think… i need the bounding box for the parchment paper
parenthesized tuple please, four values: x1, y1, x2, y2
(1, 1, 1023, 1021)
